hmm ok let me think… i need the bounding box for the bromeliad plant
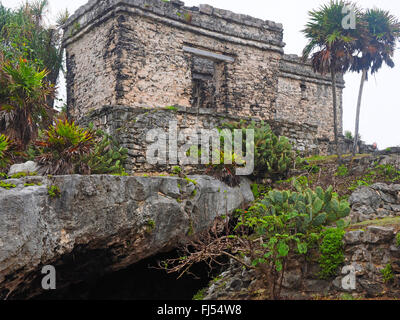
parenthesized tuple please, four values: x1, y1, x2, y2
(36, 120, 129, 175)
(0, 133, 10, 168)
(36, 119, 95, 175)
(0, 53, 54, 148)
(83, 129, 128, 175)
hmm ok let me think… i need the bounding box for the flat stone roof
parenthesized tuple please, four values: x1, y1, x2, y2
(63, 0, 285, 52)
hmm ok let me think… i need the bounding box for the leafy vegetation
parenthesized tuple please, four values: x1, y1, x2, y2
(0, 180, 16, 189)
(318, 228, 346, 279)
(0, 1, 69, 149)
(0, 54, 54, 148)
(11, 172, 37, 179)
(0, 133, 10, 168)
(303, 1, 359, 160)
(47, 184, 60, 198)
(344, 131, 353, 140)
(83, 128, 128, 175)
(348, 164, 400, 191)
(36, 119, 95, 175)
(220, 120, 295, 181)
(35, 120, 128, 175)
(172, 166, 182, 175)
(0, 0, 66, 91)
(381, 264, 395, 283)
(192, 288, 206, 300)
(396, 233, 400, 247)
(164, 182, 351, 299)
(335, 164, 349, 177)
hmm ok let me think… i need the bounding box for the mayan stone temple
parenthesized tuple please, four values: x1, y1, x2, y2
(62, 0, 345, 172)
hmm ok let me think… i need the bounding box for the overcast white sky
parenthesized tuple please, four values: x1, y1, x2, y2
(2, 0, 400, 148)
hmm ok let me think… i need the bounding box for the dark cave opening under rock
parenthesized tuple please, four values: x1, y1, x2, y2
(33, 250, 225, 300)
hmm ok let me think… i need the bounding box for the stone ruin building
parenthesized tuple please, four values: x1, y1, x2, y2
(62, 0, 346, 172)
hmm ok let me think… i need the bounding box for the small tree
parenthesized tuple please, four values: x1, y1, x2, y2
(0, 53, 54, 148)
(351, 9, 400, 156)
(0, 1, 66, 92)
(302, 1, 359, 161)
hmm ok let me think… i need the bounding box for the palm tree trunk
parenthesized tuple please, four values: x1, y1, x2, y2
(331, 69, 342, 161)
(352, 69, 367, 156)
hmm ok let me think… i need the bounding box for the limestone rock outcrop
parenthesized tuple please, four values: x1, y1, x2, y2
(0, 174, 253, 299)
(349, 183, 400, 223)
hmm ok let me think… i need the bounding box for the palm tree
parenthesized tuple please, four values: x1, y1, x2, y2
(351, 9, 400, 156)
(302, 1, 359, 160)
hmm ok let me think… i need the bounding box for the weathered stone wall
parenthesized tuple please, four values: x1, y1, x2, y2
(65, 17, 119, 118)
(63, 0, 344, 149)
(203, 225, 400, 300)
(277, 55, 345, 140)
(78, 105, 320, 173)
(349, 183, 400, 223)
(0, 174, 253, 299)
(63, 0, 283, 120)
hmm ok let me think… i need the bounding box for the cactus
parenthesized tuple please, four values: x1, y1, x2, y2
(84, 131, 128, 175)
(252, 183, 350, 233)
(221, 120, 295, 180)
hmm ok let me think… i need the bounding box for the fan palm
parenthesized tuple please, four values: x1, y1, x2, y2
(302, 1, 359, 160)
(351, 9, 400, 155)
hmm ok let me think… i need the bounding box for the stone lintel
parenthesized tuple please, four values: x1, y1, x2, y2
(182, 46, 235, 63)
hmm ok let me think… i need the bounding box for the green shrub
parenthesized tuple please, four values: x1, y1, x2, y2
(396, 233, 400, 247)
(234, 183, 350, 298)
(172, 166, 182, 175)
(83, 130, 128, 175)
(303, 164, 321, 174)
(240, 184, 350, 235)
(344, 131, 353, 140)
(0, 181, 16, 189)
(335, 164, 349, 177)
(237, 183, 350, 270)
(0, 172, 8, 180)
(0, 134, 10, 168)
(47, 185, 60, 198)
(36, 119, 95, 175)
(164, 106, 178, 111)
(381, 264, 394, 283)
(0, 54, 54, 148)
(192, 288, 206, 300)
(318, 228, 346, 279)
(221, 120, 295, 180)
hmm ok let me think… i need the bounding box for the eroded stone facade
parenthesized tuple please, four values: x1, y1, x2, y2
(78, 105, 320, 172)
(277, 55, 344, 139)
(63, 0, 346, 170)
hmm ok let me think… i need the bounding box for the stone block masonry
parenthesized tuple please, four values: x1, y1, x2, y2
(63, 0, 346, 171)
(203, 225, 400, 300)
(78, 105, 320, 172)
(277, 55, 344, 139)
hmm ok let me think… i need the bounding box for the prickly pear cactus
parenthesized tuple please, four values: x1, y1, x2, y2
(221, 120, 295, 180)
(257, 184, 351, 232)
